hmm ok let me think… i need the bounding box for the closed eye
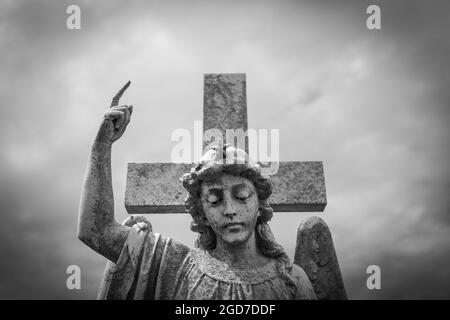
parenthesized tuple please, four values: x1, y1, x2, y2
(208, 199, 222, 206)
(236, 196, 248, 202)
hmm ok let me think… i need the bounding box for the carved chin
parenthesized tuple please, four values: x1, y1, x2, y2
(220, 229, 253, 246)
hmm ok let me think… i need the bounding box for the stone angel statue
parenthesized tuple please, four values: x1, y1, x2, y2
(77, 82, 346, 300)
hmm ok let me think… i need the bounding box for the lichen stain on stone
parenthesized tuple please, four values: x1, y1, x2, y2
(174, 192, 183, 200)
(134, 165, 148, 179)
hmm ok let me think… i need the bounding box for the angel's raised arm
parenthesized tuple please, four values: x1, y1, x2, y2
(77, 82, 134, 262)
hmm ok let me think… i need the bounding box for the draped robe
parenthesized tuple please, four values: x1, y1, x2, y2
(98, 223, 317, 300)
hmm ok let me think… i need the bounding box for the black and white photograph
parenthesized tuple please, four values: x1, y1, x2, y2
(0, 0, 449, 303)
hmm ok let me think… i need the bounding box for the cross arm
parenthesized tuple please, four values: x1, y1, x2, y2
(125, 161, 327, 214)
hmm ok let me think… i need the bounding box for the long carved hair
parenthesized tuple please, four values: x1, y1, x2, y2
(181, 145, 298, 298)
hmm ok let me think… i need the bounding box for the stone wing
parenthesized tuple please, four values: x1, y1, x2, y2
(294, 216, 347, 300)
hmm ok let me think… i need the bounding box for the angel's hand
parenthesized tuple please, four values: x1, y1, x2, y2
(96, 81, 133, 145)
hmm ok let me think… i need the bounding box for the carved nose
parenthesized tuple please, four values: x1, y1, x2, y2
(223, 200, 237, 219)
(224, 211, 237, 218)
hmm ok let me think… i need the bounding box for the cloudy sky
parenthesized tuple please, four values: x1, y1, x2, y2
(0, 0, 449, 299)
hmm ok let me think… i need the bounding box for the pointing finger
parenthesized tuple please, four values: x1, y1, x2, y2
(110, 81, 131, 108)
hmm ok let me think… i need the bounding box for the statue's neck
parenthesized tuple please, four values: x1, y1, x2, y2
(211, 232, 270, 268)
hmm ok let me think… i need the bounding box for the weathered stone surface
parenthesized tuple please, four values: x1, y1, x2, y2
(203, 73, 248, 152)
(294, 216, 347, 300)
(125, 161, 326, 213)
(125, 163, 193, 213)
(270, 161, 326, 212)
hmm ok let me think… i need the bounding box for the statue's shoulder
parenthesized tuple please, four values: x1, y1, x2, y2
(164, 235, 192, 259)
(290, 264, 317, 300)
(290, 263, 309, 284)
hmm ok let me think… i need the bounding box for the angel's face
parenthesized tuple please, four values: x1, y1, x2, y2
(200, 173, 259, 247)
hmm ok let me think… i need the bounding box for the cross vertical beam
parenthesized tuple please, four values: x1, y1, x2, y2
(203, 73, 248, 153)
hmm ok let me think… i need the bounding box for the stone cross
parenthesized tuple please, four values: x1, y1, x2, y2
(125, 73, 326, 214)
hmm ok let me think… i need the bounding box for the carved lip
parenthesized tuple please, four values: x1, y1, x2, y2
(222, 222, 245, 229)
